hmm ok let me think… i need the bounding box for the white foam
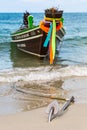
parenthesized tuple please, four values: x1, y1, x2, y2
(0, 65, 87, 83)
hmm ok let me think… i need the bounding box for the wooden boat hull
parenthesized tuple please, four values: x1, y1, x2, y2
(11, 26, 65, 58)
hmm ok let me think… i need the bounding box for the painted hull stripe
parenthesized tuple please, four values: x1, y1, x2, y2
(11, 27, 40, 36)
(56, 35, 62, 41)
(18, 48, 48, 57)
(12, 34, 43, 43)
(60, 28, 65, 35)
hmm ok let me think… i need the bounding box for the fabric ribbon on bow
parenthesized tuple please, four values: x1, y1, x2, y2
(43, 19, 56, 64)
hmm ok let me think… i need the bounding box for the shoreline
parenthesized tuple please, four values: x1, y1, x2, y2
(0, 104, 87, 130)
(1, 76, 87, 115)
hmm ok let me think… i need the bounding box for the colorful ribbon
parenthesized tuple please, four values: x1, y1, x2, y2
(43, 23, 53, 47)
(52, 19, 56, 61)
(43, 19, 59, 64)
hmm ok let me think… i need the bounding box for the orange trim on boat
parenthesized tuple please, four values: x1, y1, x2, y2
(56, 21, 62, 30)
(39, 21, 62, 33)
(39, 21, 49, 33)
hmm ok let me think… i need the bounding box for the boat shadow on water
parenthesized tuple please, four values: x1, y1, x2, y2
(10, 42, 50, 68)
(10, 41, 66, 68)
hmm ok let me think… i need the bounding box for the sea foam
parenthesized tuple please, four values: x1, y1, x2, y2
(0, 65, 87, 83)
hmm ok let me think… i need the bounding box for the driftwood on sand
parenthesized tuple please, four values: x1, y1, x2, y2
(46, 96, 75, 122)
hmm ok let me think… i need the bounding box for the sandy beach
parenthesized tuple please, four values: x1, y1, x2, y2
(0, 76, 87, 130)
(0, 2, 87, 130)
(0, 104, 87, 130)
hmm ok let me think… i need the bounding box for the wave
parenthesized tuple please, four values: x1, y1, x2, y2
(64, 35, 87, 42)
(0, 65, 87, 83)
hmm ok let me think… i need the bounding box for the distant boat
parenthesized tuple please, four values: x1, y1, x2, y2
(11, 8, 65, 63)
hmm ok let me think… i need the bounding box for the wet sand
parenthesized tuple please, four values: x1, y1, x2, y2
(0, 104, 87, 130)
(0, 80, 66, 115)
(62, 77, 87, 103)
(0, 76, 87, 129)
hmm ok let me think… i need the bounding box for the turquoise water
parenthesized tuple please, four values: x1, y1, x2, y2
(0, 13, 87, 70)
(0, 13, 87, 115)
(60, 13, 87, 65)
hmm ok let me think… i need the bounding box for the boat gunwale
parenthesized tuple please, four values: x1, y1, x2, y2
(11, 34, 43, 42)
(11, 26, 40, 36)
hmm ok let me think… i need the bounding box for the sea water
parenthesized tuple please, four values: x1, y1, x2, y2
(0, 12, 87, 115)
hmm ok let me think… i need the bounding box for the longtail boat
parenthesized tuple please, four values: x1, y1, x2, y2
(11, 8, 65, 64)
